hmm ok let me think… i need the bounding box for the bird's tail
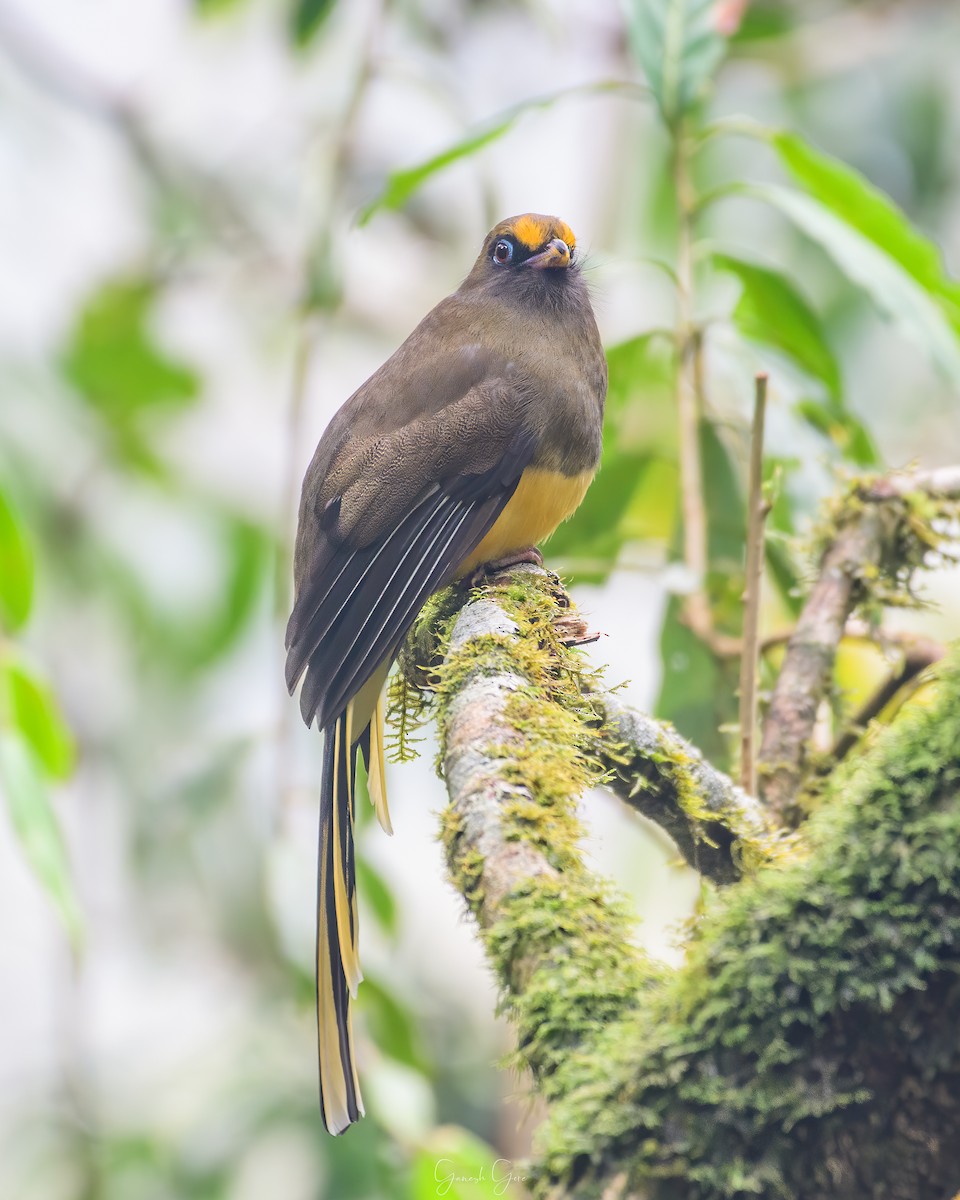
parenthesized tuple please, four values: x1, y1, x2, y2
(317, 707, 364, 1134)
(316, 694, 392, 1135)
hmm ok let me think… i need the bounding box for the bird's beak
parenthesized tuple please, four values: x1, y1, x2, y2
(524, 238, 572, 270)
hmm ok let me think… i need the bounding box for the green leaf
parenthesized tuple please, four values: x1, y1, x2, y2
(657, 595, 730, 764)
(729, 4, 795, 42)
(0, 487, 33, 632)
(605, 331, 678, 441)
(766, 130, 960, 332)
(0, 655, 75, 780)
(712, 251, 841, 398)
(700, 416, 746, 567)
(61, 277, 200, 469)
(0, 733, 83, 948)
(625, 0, 727, 127)
(289, 0, 337, 47)
(794, 399, 878, 468)
(360, 119, 516, 226)
(357, 973, 425, 1071)
(193, 517, 271, 669)
(744, 183, 960, 384)
(359, 81, 643, 225)
(712, 251, 879, 466)
(620, 457, 680, 543)
(355, 854, 397, 935)
(548, 454, 679, 581)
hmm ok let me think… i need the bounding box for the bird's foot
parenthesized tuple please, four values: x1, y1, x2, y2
(466, 549, 601, 647)
(466, 546, 544, 589)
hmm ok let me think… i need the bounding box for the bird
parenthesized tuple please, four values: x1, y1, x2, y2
(285, 212, 607, 1134)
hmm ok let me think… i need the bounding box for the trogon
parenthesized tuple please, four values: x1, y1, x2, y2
(285, 213, 607, 1133)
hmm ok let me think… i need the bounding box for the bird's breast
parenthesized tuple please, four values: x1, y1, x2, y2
(457, 466, 595, 575)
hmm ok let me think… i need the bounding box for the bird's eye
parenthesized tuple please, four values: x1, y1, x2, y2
(492, 239, 514, 265)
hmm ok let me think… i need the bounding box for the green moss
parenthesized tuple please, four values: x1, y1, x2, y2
(426, 571, 662, 1093)
(536, 653, 960, 1198)
(812, 475, 960, 613)
(455, 847, 486, 912)
(487, 875, 664, 1093)
(385, 585, 463, 762)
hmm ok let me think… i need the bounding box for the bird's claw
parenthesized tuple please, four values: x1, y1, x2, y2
(465, 546, 544, 589)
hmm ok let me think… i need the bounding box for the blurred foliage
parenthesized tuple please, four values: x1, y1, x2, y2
(61, 277, 200, 473)
(0, 486, 81, 946)
(627, 0, 725, 128)
(0, 486, 33, 630)
(357, 0, 960, 756)
(358, 81, 642, 227)
(547, 332, 678, 578)
(0, 716, 82, 948)
(1, 0, 959, 1197)
(290, 0, 339, 49)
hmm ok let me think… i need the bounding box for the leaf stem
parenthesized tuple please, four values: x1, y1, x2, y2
(672, 123, 713, 644)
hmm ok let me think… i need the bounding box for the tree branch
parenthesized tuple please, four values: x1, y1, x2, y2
(418, 565, 778, 892)
(409, 563, 789, 1109)
(434, 567, 662, 1091)
(593, 692, 780, 885)
(537, 647, 960, 1200)
(672, 128, 717, 650)
(408, 543, 960, 1198)
(758, 466, 960, 822)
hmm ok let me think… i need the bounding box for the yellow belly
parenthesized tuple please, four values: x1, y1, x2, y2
(458, 467, 594, 575)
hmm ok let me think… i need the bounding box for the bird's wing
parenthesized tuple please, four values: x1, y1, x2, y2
(285, 382, 535, 731)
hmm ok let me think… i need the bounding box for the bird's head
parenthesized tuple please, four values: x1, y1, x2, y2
(463, 214, 583, 306)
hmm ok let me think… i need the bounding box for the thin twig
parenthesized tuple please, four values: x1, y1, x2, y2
(672, 126, 713, 644)
(738, 373, 769, 794)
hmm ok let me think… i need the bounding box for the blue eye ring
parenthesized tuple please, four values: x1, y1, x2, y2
(492, 238, 514, 265)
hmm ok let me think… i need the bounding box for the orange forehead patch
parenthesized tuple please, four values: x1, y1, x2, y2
(510, 214, 577, 252)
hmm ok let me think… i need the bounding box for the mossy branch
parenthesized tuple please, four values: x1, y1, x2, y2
(399, 564, 786, 1098)
(759, 465, 960, 822)
(594, 691, 784, 885)
(396, 539, 960, 1198)
(432, 566, 662, 1092)
(537, 646, 960, 1200)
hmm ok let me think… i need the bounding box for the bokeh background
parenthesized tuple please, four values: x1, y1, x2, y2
(2, 1, 959, 1197)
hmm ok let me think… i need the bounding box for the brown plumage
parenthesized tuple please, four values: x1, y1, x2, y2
(285, 213, 606, 1133)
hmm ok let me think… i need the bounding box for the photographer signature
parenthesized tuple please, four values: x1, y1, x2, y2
(434, 1157, 528, 1196)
